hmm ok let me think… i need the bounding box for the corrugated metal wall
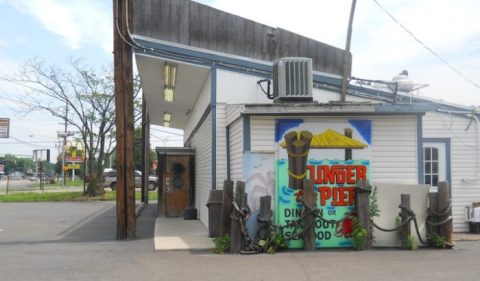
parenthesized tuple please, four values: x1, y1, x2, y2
(423, 112, 480, 232)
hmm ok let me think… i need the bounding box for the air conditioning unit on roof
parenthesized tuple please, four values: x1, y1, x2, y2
(273, 57, 313, 102)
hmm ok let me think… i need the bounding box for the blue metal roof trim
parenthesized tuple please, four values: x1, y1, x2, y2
(133, 36, 474, 116)
(134, 37, 272, 73)
(375, 103, 438, 113)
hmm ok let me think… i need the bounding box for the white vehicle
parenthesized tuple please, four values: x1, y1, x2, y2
(103, 170, 157, 191)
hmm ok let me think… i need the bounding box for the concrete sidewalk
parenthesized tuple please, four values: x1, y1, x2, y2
(154, 217, 212, 251)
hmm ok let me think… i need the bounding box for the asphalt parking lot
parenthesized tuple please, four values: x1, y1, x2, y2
(0, 202, 479, 281)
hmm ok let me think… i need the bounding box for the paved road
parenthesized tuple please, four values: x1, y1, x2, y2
(0, 202, 479, 281)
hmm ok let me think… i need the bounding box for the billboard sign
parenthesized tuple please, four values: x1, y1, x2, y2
(0, 118, 9, 138)
(65, 141, 85, 162)
(275, 118, 372, 248)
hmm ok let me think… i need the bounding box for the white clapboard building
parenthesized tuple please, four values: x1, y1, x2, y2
(132, 0, 479, 233)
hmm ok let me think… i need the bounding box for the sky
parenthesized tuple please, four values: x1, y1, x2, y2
(0, 0, 479, 162)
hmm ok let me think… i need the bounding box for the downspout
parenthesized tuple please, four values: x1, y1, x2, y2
(462, 113, 480, 182)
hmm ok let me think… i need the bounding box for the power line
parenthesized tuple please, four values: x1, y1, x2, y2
(372, 0, 480, 90)
(8, 136, 54, 149)
(150, 127, 184, 137)
(0, 141, 57, 144)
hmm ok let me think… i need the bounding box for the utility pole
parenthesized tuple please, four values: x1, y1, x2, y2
(340, 0, 357, 102)
(57, 102, 73, 188)
(114, 0, 136, 239)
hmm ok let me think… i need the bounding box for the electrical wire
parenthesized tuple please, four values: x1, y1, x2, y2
(150, 127, 184, 137)
(257, 79, 274, 99)
(8, 136, 54, 149)
(116, 0, 271, 77)
(372, 0, 480, 90)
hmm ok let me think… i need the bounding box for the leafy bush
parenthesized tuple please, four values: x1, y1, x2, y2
(351, 217, 367, 250)
(212, 234, 231, 254)
(404, 235, 417, 250)
(427, 234, 448, 248)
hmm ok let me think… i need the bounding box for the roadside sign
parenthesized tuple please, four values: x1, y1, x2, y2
(0, 118, 9, 138)
(0, 164, 4, 174)
(67, 164, 80, 169)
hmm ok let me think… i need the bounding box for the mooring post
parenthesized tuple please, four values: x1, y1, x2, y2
(207, 190, 224, 238)
(438, 181, 452, 246)
(400, 194, 411, 248)
(220, 180, 234, 237)
(355, 179, 372, 249)
(257, 196, 272, 241)
(303, 180, 316, 250)
(428, 192, 439, 237)
(231, 181, 245, 254)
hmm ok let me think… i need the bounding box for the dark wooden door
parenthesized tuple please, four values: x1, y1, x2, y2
(165, 156, 190, 217)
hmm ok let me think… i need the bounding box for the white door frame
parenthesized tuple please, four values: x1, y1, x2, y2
(423, 138, 451, 192)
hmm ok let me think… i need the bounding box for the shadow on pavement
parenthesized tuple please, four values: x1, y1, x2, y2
(62, 203, 157, 243)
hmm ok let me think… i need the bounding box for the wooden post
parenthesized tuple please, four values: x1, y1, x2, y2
(257, 195, 272, 241)
(141, 97, 151, 205)
(345, 128, 353, 161)
(114, 0, 136, 239)
(6, 176, 9, 195)
(400, 194, 411, 248)
(220, 180, 234, 237)
(438, 181, 452, 245)
(231, 181, 245, 254)
(207, 190, 224, 238)
(428, 192, 439, 236)
(141, 96, 147, 204)
(355, 179, 372, 249)
(303, 180, 316, 251)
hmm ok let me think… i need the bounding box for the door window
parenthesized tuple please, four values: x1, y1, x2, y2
(423, 142, 447, 192)
(424, 147, 439, 186)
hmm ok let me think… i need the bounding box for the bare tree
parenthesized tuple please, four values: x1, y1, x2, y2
(10, 57, 141, 195)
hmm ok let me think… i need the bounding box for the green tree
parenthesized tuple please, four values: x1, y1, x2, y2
(0, 154, 35, 175)
(9, 58, 142, 195)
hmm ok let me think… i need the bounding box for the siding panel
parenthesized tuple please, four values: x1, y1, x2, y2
(251, 117, 275, 152)
(184, 73, 211, 140)
(216, 103, 227, 188)
(423, 112, 480, 232)
(188, 112, 212, 225)
(229, 118, 244, 182)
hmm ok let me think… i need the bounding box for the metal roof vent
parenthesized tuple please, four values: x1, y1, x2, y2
(273, 57, 313, 102)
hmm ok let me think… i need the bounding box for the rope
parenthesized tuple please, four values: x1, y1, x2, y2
(371, 218, 411, 232)
(287, 150, 310, 158)
(426, 216, 453, 226)
(288, 169, 307, 180)
(412, 216, 428, 245)
(427, 202, 452, 217)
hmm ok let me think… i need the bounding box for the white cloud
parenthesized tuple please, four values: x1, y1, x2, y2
(211, 0, 351, 48)
(9, 0, 112, 53)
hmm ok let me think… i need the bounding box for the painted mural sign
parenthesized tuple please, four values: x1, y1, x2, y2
(243, 152, 275, 213)
(275, 119, 372, 248)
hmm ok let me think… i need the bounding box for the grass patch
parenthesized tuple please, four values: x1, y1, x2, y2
(27, 180, 84, 188)
(0, 191, 158, 202)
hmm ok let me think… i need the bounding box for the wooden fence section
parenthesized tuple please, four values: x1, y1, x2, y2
(132, 0, 349, 75)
